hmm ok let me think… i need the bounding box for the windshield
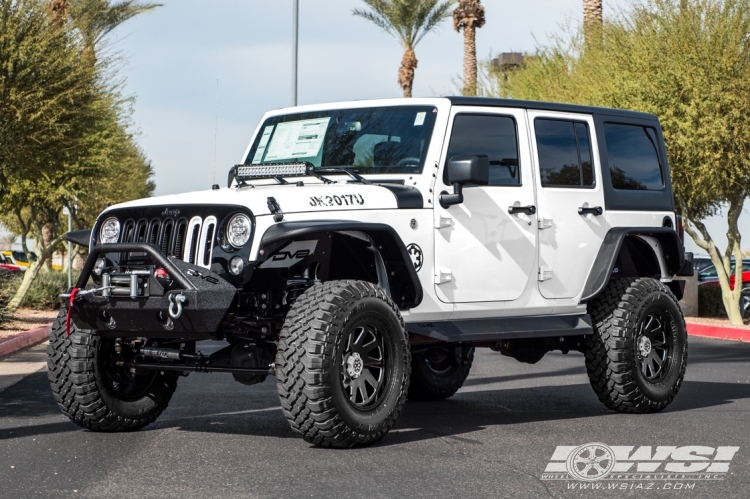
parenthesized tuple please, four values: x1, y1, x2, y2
(245, 106, 438, 174)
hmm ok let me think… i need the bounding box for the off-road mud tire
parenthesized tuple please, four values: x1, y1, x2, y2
(585, 278, 687, 413)
(47, 308, 178, 431)
(276, 280, 410, 448)
(407, 345, 474, 401)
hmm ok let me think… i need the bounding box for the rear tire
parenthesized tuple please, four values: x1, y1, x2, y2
(407, 345, 474, 401)
(585, 278, 687, 413)
(275, 280, 410, 448)
(47, 308, 178, 431)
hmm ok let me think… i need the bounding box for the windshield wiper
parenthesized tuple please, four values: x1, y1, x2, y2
(317, 168, 371, 185)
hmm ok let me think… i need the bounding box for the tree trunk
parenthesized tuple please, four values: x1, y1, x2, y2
(398, 49, 418, 98)
(5, 234, 65, 313)
(463, 25, 478, 96)
(683, 200, 744, 325)
(583, 0, 603, 46)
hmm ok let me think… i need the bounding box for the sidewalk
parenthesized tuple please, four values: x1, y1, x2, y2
(686, 318, 750, 342)
(0, 324, 51, 359)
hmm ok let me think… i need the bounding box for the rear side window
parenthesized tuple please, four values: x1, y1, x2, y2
(535, 119, 595, 188)
(444, 114, 520, 186)
(604, 123, 664, 190)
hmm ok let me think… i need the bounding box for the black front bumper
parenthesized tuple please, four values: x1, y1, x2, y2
(72, 243, 237, 338)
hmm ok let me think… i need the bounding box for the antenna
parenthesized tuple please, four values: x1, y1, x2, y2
(213, 78, 219, 185)
(292, 0, 298, 106)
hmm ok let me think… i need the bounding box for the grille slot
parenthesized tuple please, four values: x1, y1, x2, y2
(173, 219, 187, 259)
(197, 216, 217, 269)
(184, 217, 203, 264)
(122, 220, 136, 243)
(161, 220, 174, 256)
(134, 220, 148, 243)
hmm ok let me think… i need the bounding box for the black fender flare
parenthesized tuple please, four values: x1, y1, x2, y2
(581, 227, 685, 303)
(257, 220, 423, 309)
(65, 229, 93, 248)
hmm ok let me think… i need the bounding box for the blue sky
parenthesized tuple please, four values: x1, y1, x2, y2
(4, 0, 741, 254)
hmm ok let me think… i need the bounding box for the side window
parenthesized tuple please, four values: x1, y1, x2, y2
(535, 118, 595, 188)
(444, 114, 520, 186)
(604, 123, 664, 190)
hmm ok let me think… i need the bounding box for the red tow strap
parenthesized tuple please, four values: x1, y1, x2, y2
(65, 288, 80, 337)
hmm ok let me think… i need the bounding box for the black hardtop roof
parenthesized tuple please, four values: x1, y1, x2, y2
(446, 96, 657, 121)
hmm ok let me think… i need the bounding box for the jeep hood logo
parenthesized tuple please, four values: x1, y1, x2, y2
(161, 208, 181, 217)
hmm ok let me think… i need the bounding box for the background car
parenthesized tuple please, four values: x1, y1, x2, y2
(0, 253, 21, 274)
(698, 260, 750, 282)
(692, 254, 713, 272)
(1, 250, 36, 271)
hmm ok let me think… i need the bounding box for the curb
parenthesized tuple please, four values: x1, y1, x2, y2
(0, 324, 52, 359)
(686, 322, 750, 342)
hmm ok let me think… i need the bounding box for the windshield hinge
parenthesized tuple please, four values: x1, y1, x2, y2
(267, 197, 284, 222)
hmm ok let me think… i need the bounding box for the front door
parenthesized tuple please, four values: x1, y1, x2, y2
(528, 111, 607, 299)
(433, 107, 537, 303)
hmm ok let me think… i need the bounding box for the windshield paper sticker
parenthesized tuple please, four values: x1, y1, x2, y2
(251, 125, 275, 164)
(309, 194, 365, 207)
(414, 112, 426, 126)
(263, 117, 330, 162)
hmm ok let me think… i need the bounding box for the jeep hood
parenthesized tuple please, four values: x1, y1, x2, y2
(104, 181, 423, 217)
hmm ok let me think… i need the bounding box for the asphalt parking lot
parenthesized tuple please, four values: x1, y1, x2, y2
(1, 336, 748, 499)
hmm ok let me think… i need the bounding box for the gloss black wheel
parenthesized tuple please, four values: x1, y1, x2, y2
(276, 280, 410, 448)
(340, 323, 388, 411)
(585, 278, 687, 413)
(635, 308, 675, 383)
(47, 309, 178, 432)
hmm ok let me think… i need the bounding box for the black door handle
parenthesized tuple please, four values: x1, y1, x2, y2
(578, 206, 603, 216)
(508, 205, 537, 216)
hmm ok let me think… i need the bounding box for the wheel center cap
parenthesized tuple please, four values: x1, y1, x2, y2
(638, 336, 652, 357)
(346, 352, 364, 379)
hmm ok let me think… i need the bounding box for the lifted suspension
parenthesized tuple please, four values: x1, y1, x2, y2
(117, 344, 276, 378)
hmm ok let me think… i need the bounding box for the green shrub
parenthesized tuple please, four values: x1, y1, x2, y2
(21, 270, 74, 311)
(698, 285, 728, 318)
(0, 272, 21, 324)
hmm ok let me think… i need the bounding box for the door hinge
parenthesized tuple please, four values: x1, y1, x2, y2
(436, 270, 453, 284)
(538, 266, 553, 281)
(538, 217, 553, 230)
(435, 216, 452, 229)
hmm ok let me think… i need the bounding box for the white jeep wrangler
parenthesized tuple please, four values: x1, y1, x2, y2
(49, 97, 694, 447)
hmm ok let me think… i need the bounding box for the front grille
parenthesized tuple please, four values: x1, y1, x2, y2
(119, 215, 213, 268)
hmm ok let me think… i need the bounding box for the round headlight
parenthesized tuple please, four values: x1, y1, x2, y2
(99, 217, 120, 244)
(226, 214, 252, 248)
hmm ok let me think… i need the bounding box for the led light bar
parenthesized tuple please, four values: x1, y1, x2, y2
(235, 163, 310, 180)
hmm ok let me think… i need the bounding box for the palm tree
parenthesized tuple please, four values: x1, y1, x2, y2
(453, 0, 485, 96)
(354, 0, 454, 98)
(49, 1, 161, 61)
(583, 0, 603, 45)
(69, 0, 162, 52)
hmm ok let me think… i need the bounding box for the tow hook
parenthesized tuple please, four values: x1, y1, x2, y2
(168, 292, 187, 319)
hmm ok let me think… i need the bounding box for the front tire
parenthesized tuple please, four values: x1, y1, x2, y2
(407, 345, 474, 401)
(47, 309, 178, 431)
(585, 278, 687, 413)
(275, 280, 410, 448)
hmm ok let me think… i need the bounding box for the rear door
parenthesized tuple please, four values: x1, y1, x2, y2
(433, 107, 537, 303)
(528, 111, 607, 299)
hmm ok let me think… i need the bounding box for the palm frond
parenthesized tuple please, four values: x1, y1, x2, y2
(353, 0, 454, 49)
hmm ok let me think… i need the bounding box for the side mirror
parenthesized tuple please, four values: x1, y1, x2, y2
(440, 155, 490, 207)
